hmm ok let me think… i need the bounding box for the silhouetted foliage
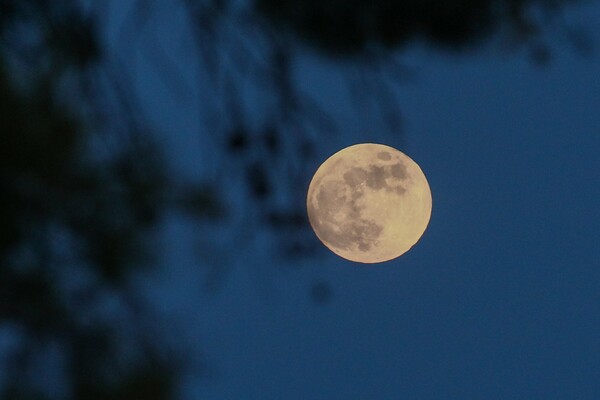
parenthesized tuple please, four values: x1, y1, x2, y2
(257, 0, 580, 55)
(0, 2, 217, 398)
(310, 280, 334, 305)
(227, 127, 249, 153)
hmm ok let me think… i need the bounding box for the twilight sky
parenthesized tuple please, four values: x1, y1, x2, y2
(101, 1, 600, 398)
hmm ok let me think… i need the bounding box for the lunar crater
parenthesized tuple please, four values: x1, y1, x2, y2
(366, 166, 387, 189)
(391, 162, 407, 179)
(343, 167, 368, 187)
(311, 217, 382, 253)
(377, 151, 391, 160)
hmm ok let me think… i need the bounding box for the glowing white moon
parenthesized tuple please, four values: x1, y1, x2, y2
(307, 143, 432, 263)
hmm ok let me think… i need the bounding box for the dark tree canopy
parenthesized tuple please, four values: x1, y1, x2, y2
(257, 0, 580, 55)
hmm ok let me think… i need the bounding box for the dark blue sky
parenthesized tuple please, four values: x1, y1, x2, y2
(103, 1, 600, 398)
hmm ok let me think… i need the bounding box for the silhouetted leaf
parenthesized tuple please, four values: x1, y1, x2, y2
(267, 210, 307, 229)
(310, 281, 333, 305)
(263, 126, 279, 154)
(247, 162, 270, 199)
(179, 184, 225, 219)
(227, 127, 248, 152)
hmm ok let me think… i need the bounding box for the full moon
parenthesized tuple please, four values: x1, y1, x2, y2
(306, 143, 432, 263)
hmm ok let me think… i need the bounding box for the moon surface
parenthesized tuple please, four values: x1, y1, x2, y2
(307, 143, 432, 263)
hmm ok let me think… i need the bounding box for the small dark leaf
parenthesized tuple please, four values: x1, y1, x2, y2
(529, 42, 552, 66)
(263, 126, 279, 154)
(247, 162, 269, 199)
(310, 281, 333, 305)
(227, 128, 247, 152)
(267, 210, 306, 229)
(179, 185, 224, 219)
(565, 27, 594, 57)
(300, 140, 314, 160)
(282, 240, 316, 258)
